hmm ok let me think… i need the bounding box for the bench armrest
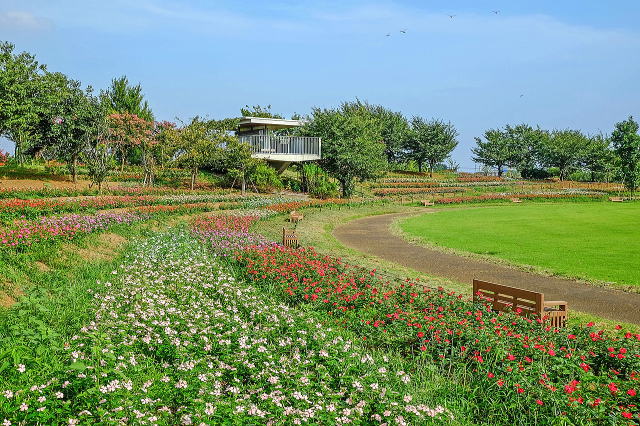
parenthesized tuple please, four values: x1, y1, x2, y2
(544, 301, 568, 310)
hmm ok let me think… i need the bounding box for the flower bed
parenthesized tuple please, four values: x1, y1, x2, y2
(435, 193, 604, 204)
(373, 187, 468, 196)
(0, 212, 147, 249)
(192, 214, 640, 424)
(0, 231, 452, 424)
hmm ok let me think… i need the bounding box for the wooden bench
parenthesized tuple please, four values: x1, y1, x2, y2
(472, 279, 568, 328)
(609, 197, 625, 202)
(510, 197, 522, 203)
(421, 200, 435, 206)
(282, 227, 299, 248)
(290, 211, 304, 223)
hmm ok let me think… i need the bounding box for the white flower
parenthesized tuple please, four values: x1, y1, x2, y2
(3, 419, 11, 426)
(19, 403, 28, 412)
(403, 395, 412, 403)
(16, 364, 25, 373)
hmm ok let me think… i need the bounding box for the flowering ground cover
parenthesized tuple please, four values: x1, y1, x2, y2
(193, 213, 640, 425)
(0, 230, 454, 424)
(435, 193, 603, 204)
(0, 212, 147, 249)
(0, 193, 251, 222)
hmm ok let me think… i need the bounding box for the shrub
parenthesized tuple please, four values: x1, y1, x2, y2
(249, 162, 283, 192)
(301, 164, 340, 199)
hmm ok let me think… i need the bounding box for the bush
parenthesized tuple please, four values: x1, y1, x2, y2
(249, 162, 282, 192)
(301, 163, 339, 199)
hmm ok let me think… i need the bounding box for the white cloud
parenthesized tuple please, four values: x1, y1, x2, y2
(0, 10, 52, 31)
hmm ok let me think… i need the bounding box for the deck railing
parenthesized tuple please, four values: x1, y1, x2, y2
(239, 135, 321, 157)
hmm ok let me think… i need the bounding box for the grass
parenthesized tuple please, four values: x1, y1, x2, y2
(399, 202, 640, 288)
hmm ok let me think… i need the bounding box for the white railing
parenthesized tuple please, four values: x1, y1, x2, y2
(239, 135, 321, 157)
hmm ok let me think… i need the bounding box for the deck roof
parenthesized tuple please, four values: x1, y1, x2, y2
(238, 116, 304, 130)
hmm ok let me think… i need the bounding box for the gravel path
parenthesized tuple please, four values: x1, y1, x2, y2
(334, 212, 640, 324)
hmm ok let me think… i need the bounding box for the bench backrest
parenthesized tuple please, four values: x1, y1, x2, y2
(282, 227, 299, 248)
(473, 279, 543, 316)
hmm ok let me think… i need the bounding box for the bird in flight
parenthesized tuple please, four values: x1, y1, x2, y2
(492, 10, 500, 14)
(519, 94, 524, 98)
(385, 33, 391, 37)
(448, 14, 456, 19)
(400, 29, 407, 33)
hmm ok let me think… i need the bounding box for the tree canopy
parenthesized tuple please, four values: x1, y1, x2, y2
(405, 117, 458, 176)
(611, 116, 640, 194)
(303, 101, 387, 197)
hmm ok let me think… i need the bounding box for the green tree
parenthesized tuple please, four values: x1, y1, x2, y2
(405, 117, 458, 177)
(170, 117, 232, 190)
(472, 128, 516, 177)
(240, 104, 283, 119)
(364, 103, 409, 164)
(540, 129, 588, 180)
(611, 116, 640, 195)
(0, 42, 48, 163)
(502, 124, 546, 174)
(303, 101, 387, 197)
(101, 76, 154, 121)
(582, 134, 613, 182)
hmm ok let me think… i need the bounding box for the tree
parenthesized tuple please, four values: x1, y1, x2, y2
(169, 117, 232, 190)
(362, 102, 409, 164)
(540, 129, 588, 180)
(44, 78, 108, 183)
(582, 134, 613, 182)
(611, 116, 640, 195)
(101, 76, 154, 121)
(219, 138, 258, 195)
(82, 122, 114, 193)
(303, 101, 387, 197)
(472, 128, 516, 177)
(0, 42, 48, 163)
(240, 104, 283, 119)
(405, 117, 458, 177)
(107, 113, 154, 173)
(503, 124, 546, 174)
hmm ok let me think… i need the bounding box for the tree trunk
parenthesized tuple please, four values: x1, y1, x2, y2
(241, 171, 246, 196)
(429, 162, 434, 178)
(191, 167, 197, 190)
(71, 154, 78, 183)
(417, 162, 422, 173)
(339, 178, 354, 198)
(497, 165, 503, 177)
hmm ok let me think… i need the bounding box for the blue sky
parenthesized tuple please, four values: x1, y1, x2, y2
(1, 0, 639, 170)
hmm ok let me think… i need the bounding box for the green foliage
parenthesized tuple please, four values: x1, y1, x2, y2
(169, 117, 233, 189)
(611, 116, 640, 194)
(303, 101, 387, 197)
(239, 104, 283, 119)
(405, 117, 458, 176)
(248, 162, 282, 192)
(540, 129, 589, 180)
(301, 163, 339, 199)
(472, 128, 516, 177)
(101, 76, 154, 121)
(0, 42, 48, 163)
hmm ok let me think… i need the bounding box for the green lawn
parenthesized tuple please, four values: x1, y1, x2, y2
(400, 202, 640, 287)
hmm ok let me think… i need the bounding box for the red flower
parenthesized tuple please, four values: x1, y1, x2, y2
(536, 400, 544, 406)
(628, 388, 636, 396)
(608, 383, 618, 394)
(622, 412, 633, 419)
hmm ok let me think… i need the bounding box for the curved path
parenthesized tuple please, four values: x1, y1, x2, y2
(334, 213, 640, 324)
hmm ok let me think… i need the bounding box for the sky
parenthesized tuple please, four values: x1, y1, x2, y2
(1, 0, 639, 171)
